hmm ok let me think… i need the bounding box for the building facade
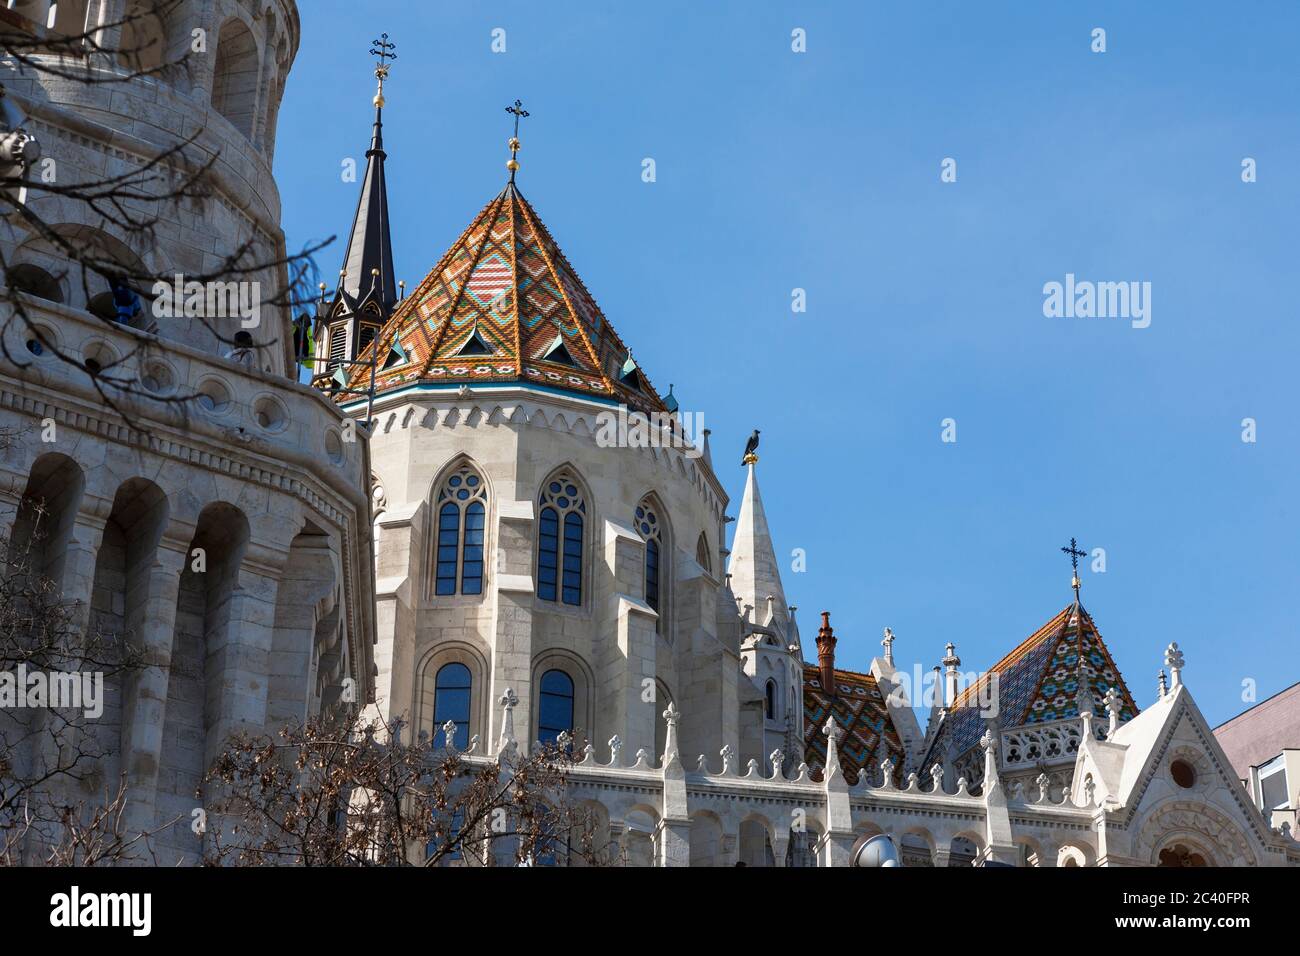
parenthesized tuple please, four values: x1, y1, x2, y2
(1214, 682, 1300, 839)
(0, 0, 375, 864)
(328, 86, 1300, 867)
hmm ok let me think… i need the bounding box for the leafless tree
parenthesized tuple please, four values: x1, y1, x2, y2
(203, 714, 619, 867)
(0, 427, 167, 864)
(0, 0, 332, 422)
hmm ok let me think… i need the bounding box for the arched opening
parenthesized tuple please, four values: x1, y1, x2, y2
(211, 18, 259, 138)
(7, 452, 85, 592)
(1157, 843, 1210, 867)
(764, 679, 777, 721)
(85, 477, 169, 801)
(158, 502, 249, 862)
(47, 0, 88, 39)
(688, 811, 724, 867)
(117, 0, 168, 73)
(268, 526, 340, 727)
(738, 817, 773, 867)
(6, 263, 64, 304)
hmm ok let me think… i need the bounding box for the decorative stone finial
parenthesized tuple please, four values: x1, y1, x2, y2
(661, 701, 681, 766)
(769, 748, 785, 779)
(1104, 685, 1122, 737)
(1077, 682, 1094, 739)
(440, 719, 459, 751)
(1157, 669, 1168, 700)
(719, 743, 735, 775)
(1164, 642, 1184, 688)
(882, 627, 895, 666)
(497, 687, 519, 756)
(607, 734, 623, 766)
(1036, 772, 1051, 803)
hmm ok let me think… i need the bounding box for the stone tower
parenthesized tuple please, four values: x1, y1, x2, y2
(0, 0, 375, 864)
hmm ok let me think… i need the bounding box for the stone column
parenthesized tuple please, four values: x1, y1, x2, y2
(118, 539, 187, 839)
(202, 549, 283, 769)
(656, 818, 690, 867)
(769, 828, 790, 867)
(718, 832, 739, 867)
(932, 845, 952, 868)
(488, 500, 535, 753)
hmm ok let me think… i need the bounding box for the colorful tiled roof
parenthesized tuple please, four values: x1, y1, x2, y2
(803, 664, 907, 785)
(921, 602, 1140, 770)
(343, 181, 666, 413)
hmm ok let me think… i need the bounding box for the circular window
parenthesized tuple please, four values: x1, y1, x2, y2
(252, 395, 288, 432)
(1170, 759, 1196, 789)
(325, 429, 344, 464)
(194, 377, 232, 414)
(24, 324, 56, 357)
(139, 360, 176, 395)
(81, 340, 119, 377)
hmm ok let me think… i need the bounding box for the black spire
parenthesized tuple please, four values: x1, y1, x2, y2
(338, 34, 396, 319)
(314, 35, 398, 383)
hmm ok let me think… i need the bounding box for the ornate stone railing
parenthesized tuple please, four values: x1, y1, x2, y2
(1000, 717, 1105, 770)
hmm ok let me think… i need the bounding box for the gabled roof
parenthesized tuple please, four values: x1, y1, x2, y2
(344, 181, 666, 413)
(803, 664, 907, 784)
(921, 602, 1140, 770)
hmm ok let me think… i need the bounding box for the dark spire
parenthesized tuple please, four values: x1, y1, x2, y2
(338, 34, 397, 320)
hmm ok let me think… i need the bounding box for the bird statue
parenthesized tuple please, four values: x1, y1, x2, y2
(741, 429, 760, 465)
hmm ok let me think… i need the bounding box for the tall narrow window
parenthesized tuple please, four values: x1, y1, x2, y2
(538, 669, 575, 746)
(432, 463, 488, 597)
(432, 663, 472, 749)
(635, 499, 664, 616)
(696, 532, 712, 573)
(765, 680, 777, 720)
(537, 473, 585, 606)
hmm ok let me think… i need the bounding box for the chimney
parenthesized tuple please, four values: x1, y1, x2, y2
(816, 611, 837, 697)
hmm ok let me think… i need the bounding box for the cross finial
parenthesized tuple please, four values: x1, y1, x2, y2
(1061, 537, 1086, 598)
(368, 33, 396, 105)
(504, 99, 529, 181)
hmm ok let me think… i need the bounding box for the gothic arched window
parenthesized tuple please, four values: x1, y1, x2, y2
(765, 679, 777, 720)
(433, 663, 472, 749)
(635, 498, 664, 616)
(538, 473, 585, 606)
(434, 462, 487, 596)
(696, 532, 712, 573)
(537, 669, 575, 746)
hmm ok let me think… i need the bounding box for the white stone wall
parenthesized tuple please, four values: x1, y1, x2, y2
(366, 388, 746, 767)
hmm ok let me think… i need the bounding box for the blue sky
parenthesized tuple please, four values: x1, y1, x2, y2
(276, 1, 1300, 728)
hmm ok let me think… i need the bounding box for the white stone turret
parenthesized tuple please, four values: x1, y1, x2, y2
(728, 458, 789, 636)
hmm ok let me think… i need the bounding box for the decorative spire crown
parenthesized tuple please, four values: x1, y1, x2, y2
(505, 98, 529, 181)
(1061, 537, 1086, 599)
